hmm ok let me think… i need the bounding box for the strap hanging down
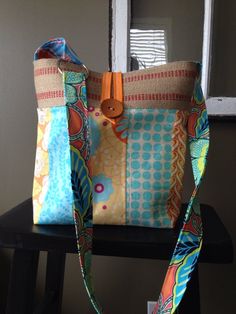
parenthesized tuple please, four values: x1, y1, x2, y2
(63, 68, 209, 313)
(63, 69, 103, 313)
(152, 68, 209, 313)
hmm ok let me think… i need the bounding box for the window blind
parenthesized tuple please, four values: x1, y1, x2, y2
(130, 29, 167, 70)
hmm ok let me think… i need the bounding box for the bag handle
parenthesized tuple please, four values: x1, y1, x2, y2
(34, 37, 83, 65)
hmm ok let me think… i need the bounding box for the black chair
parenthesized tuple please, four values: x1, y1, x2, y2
(0, 199, 233, 314)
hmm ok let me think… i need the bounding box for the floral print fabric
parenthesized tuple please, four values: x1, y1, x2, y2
(33, 106, 74, 224)
(89, 107, 127, 225)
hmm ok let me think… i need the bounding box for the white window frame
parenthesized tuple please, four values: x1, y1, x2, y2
(111, 0, 236, 117)
(111, 0, 131, 72)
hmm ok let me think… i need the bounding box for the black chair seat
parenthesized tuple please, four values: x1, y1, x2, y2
(0, 198, 233, 262)
(0, 199, 233, 314)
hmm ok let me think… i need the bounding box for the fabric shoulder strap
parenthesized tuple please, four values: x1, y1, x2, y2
(34, 37, 83, 65)
(152, 64, 210, 313)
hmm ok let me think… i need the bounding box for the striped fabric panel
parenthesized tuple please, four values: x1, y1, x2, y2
(123, 70, 197, 83)
(34, 59, 197, 110)
(36, 90, 64, 100)
(34, 66, 59, 76)
(34, 59, 64, 108)
(167, 110, 189, 224)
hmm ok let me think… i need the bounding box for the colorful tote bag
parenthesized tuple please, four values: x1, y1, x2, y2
(33, 38, 209, 314)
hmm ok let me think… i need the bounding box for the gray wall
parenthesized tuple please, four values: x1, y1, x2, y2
(0, 1, 235, 313)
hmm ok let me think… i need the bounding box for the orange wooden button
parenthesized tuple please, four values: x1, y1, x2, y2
(101, 98, 124, 119)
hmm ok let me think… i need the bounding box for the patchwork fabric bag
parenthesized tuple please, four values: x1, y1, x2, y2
(33, 38, 209, 314)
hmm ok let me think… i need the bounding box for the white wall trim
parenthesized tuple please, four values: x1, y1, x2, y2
(206, 97, 236, 116)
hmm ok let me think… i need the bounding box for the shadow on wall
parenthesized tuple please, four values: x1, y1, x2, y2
(0, 249, 11, 312)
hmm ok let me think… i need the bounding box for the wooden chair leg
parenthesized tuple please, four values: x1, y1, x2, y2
(6, 249, 39, 314)
(177, 265, 201, 314)
(34, 251, 66, 314)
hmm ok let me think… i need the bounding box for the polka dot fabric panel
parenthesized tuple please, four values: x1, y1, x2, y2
(126, 109, 181, 228)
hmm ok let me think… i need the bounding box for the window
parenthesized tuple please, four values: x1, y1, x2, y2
(130, 28, 167, 70)
(110, 0, 236, 117)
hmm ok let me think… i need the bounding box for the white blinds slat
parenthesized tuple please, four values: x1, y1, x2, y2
(130, 28, 167, 69)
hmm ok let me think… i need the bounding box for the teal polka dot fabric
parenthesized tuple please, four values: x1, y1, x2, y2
(126, 109, 177, 228)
